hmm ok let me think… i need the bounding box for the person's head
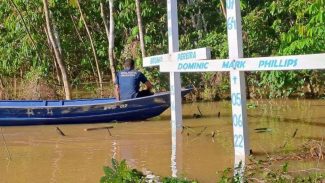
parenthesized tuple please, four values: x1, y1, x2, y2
(123, 58, 135, 70)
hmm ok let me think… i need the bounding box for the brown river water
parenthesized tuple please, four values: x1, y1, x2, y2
(0, 99, 325, 183)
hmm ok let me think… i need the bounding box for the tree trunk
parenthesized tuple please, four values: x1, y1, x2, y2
(44, 26, 62, 85)
(108, 0, 117, 84)
(135, 0, 146, 58)
(43, 0, 71, 100)
(76, 0, 103, 96)
(100, 1, 116, 85)
(0, 77, 4, 99)
(0, 77, 4, 90)
(70, 14, 97, 78)
(50, 11, 62, 55)
(44, 27, 62, 85)
(220, 0, 227, 19)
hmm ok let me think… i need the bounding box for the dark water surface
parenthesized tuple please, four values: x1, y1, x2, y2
(1, 99, 325, 182)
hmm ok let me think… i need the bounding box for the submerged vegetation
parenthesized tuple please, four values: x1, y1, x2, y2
(0, 0, 324, 100)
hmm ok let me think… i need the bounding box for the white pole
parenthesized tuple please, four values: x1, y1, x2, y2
(167, 0, 182, 177)
(167, 0, 182, 126)
(226, 0, 250, 171)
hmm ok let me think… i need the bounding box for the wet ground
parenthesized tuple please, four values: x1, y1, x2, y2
(0, 99, 324, 182)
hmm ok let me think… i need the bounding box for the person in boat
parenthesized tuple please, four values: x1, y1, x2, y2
(114, 58, 153, 100)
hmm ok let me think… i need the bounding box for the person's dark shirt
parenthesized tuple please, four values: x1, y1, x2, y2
(115, 68, 148, 100)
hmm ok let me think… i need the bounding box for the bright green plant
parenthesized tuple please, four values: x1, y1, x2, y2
(100, 159, 145, 183)
(162, 177, 198, 183)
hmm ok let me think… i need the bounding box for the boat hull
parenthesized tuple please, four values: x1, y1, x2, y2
(0, 89, 191, 126)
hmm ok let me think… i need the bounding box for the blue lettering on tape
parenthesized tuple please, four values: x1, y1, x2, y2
(222, 60, 246, 69)
(177, 62, 209, 70)
(177, 51, 197, 61)
(226, 0, 235, 9)
(150, 56, 163, 65)
(234, 134, 244, 148)
(231, 93, 241, 106)
(233, 114, 243, 127)
(258, 58, 298, 68)
(227, 17, 236, 30)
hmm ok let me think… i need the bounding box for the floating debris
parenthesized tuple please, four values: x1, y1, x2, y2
(84, 126, 114, 136)
(292, 128, 298, 138)
(211, 131, 216, 138)
(84, 126, 113, 131)
(254, 128, 272, 133)
(192, 106, 203, 118)
(56, 127, 65, 136)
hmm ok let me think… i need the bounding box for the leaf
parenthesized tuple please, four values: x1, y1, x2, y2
(103, 166, 114, 176)
(131, 26, 139, 37)
(68, 0, 78, 7)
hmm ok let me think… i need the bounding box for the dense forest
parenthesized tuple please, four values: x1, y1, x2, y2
(0, 0, 324, 100)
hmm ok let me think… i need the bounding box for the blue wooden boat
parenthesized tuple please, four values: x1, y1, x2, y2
(0, 88, 192, 126)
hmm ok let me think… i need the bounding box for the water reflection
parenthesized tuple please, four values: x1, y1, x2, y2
(50, 140, 62, 183)
(171, 128, 183, 177)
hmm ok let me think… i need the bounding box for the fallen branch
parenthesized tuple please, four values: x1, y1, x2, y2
(56, 127, 65, 136)
(84, 126, 113, 136)
(182, 126, 196, 134)
(84, 126, 114, 131)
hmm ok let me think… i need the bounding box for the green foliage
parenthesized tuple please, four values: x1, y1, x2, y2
(0, 0, 324, 99)
(247, 102, 257, 109)
(161, 177, 198, 183)
(100, 159, 197, 183)
(250, 0, 325, 99)
(218, 161, 325, 183)
(100, 159, 145, 183)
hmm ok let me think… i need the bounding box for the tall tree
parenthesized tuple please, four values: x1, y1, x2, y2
(135, 0, 146, 58)
(76, 0, 103, 96)
(43, 0, 71, 99)
(100, 0, 116, 85)
(69, 14, 97, 79)
(108, 0, 116, 84)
